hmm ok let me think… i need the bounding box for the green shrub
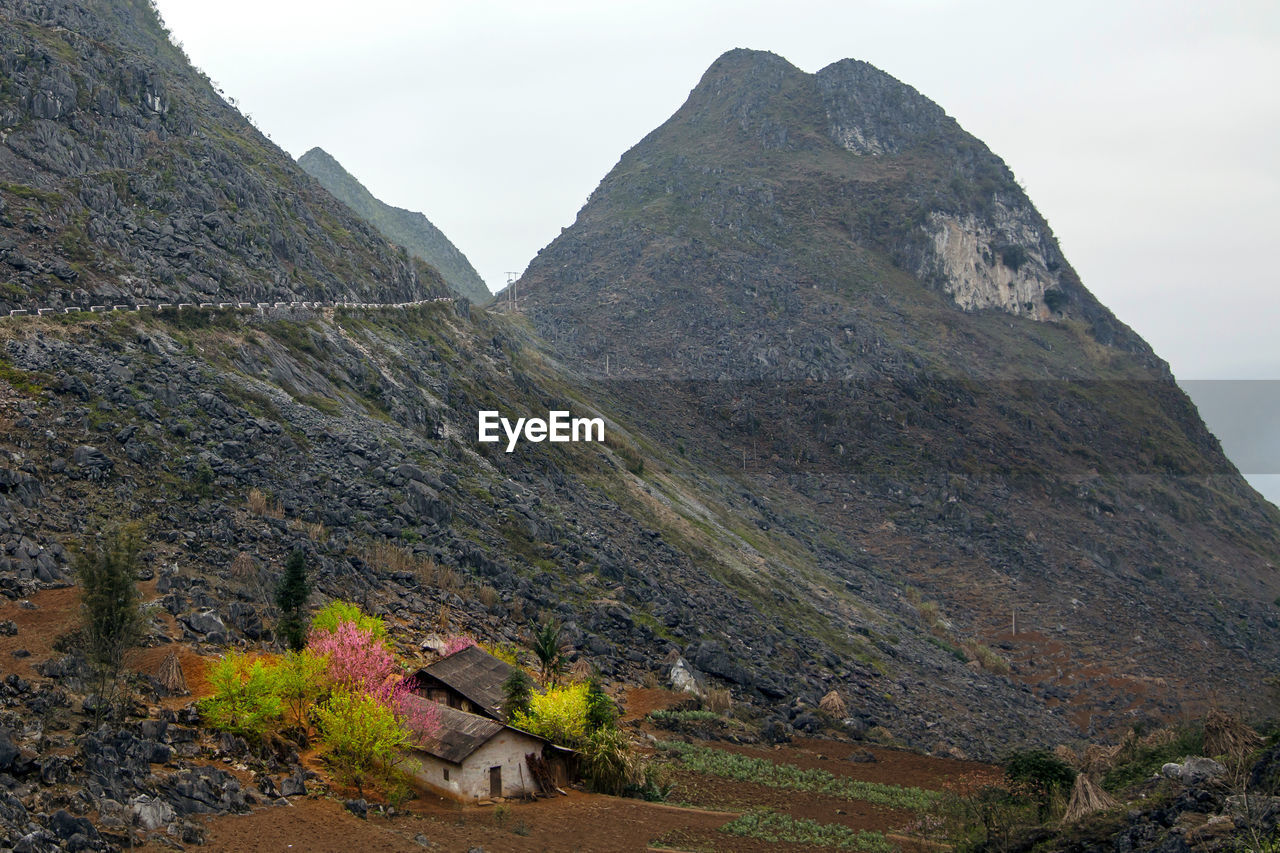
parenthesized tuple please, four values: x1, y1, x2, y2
(585, 678, 618, 731)
(1103, 725, 1205, 792)
(310, 600, 389, 645)
(268, 650, 329, 734)
(512, 682, 590, 747)
(314, 688, 411, 790)
(502, 669, 534, 720)
(648, 708, 722, 725)
(579, 726, 637, 795)
(275, 550, 310, 651)
(1005, 749, 1075, 819)
(201, 653, 283, 740)
(74, 525, 147, 723)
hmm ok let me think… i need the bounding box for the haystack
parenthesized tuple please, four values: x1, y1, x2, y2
(1203, 709, 1262, 765)
(156, 649, 188, 695)
(1054, 744, 1079, 768)
(569, 658, 593, 682)
(1139, 727, 1176, 749)
(229, 551, 256, 579)
(1063, 773, 1117, 823)
(1083, 743, 1121, 775)
(819, 690, 847, 717)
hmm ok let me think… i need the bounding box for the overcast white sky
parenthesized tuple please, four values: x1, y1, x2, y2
(152, 0, 1280, 498)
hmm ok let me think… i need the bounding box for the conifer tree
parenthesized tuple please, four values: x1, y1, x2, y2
(275, 549, 310, 651)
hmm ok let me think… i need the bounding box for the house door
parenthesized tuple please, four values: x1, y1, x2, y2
(489, 766, 502, 798)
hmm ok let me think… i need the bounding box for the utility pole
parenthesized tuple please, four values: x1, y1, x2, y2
(504, 272, 519, 309)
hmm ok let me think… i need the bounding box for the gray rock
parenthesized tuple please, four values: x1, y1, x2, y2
(280, 770, 307, 797)
(1177, 756, 1227, 785)
(669, 656, 704, 697)
(72, 446, 113, 480)
(129, 794, 175, 830)
(180, 609, 226, 636)
(48, 809, 96, 841)
(0, 729, 18, 771)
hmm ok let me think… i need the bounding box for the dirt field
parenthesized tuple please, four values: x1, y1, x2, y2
(159, 718, 996, 852)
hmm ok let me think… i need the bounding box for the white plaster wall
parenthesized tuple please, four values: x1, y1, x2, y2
(407, 730, 544, 801)
(458, 731, 544, 799)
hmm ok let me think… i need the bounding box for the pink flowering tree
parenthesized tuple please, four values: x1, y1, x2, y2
(307, 620, 395, 691)
(441, 634, 477, 656)
(371, 676, 440, 745)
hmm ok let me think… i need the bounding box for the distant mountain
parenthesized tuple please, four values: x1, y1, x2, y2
(0, 0, 447, 307)
(514, 49, 1280, 731)
(298, 147, 490, 303)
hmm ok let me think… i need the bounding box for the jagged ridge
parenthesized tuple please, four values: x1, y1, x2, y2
(0, 0, 450, 308)
(298, 147, 491, 304)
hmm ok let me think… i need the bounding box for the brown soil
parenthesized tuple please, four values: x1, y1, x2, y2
(130, 643, 212, 706)
(167, 734, 997, 852)
(621, 686, 688, 721)
(0, 585, 79, 678)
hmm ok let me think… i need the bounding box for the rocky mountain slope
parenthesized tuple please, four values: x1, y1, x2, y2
(0, 0, 447, 310)
(297, 147, 491, 304)
(0, 6, 1274, 834)
(513, 49, 1280, 733)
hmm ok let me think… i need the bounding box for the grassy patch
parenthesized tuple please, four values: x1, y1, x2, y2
(648, 709, 722, 725)
(1103, 725, 1205, 793)
(658, 741, 940, 810)
(293, 392, 342, 416)
(0, 359, 52, 395)
(720, 811, 893, 852)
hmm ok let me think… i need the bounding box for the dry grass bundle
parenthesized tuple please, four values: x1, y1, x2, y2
(704, 686, 732, 715)
(819, 689, 847, 717)
(246, 488, 282, 518)
(289, 519, 326, 542)
(476, 584, 499, 610)
(363, 539, 417, 574)
(1083, 743, 1122, 775)
(1139, 727, 1176, 749)
(1054, 744, 1080, 769)
(1063, 773, 1118, 823)
(1203, 709, 1262, 765)
(229, 552, 256, 579)
(569, 659, 593, 682)
(156, 649, 188, 696)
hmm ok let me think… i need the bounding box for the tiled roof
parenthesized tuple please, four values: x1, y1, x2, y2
(405, 695, 542, 764)
(413, 644, 518, 719)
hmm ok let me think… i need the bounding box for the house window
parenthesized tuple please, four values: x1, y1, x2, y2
(443, 768, 450, 781)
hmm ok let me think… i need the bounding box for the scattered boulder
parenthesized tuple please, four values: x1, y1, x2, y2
(128, 794, 175, 831)
(1162, 757, 1228, 786)
(180, 609, 226, 637)
(72, 446, 113, 480)
(668, 656, 703, 697)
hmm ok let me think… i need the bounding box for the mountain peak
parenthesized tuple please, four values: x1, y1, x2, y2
(526, 50, 1148, 361)
(297, 149, 491, 303)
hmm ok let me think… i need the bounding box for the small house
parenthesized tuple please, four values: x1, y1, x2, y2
(404, 697, 559, 802)
(411, 644, 517, 720)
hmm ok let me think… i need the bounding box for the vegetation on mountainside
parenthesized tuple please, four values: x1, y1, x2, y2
(73, 524, 147, 722)
(201, 601, 437, 793)
(297, 148, 491, 303)
(656, 741, 940, 810)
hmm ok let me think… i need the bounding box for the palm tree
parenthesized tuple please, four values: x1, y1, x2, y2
(531, 618, 566, 685)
